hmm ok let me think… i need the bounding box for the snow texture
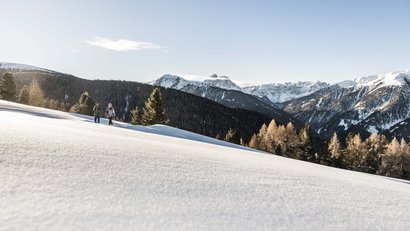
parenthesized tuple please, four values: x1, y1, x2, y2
(0, 62, 53, 73)
(1, 100, 410, 230)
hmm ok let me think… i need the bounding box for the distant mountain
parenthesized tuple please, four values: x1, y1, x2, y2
(280, 70, 410, 140)
(151, 74, 330, 104)
(242, 81, 330, 103)
(151, 74, 301, 127)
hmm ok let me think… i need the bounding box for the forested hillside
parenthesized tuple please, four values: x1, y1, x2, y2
(6, 70, 274, 142)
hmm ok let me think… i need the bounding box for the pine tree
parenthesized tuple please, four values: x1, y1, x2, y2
(130, 106, 143, 125)
(70, 91, 95, 115)
(28, 79, 45, 107)
(0, 72, 17, 101)
(224, 128, 241, 144)
(328, 132, 343, 167)
(18, 85, 30, 104)
(142, 88, 167, 125)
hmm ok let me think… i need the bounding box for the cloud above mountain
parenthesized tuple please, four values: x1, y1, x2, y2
(85, 37, 161, 51)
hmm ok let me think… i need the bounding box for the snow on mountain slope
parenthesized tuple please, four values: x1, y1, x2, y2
(281, 70, 410, 139)
(355, 70, 410, 91)
(1, 100, 410, 230)
(151, 74, 241, 91)
(151, 74, 329, 103)
(242, 81, 330, 103)
(0, 62, 53, 73)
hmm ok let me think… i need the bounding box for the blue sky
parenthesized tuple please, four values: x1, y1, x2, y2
(1, 0, 409, 84)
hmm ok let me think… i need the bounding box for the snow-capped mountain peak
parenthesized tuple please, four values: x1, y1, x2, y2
(150, 74, 330, 103)
(355, 70, 410, 91)
(151, 74, 241, 91)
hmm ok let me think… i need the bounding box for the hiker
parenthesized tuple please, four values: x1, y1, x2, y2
(106, 103, 116, 126)
(93, 102, 102, 123)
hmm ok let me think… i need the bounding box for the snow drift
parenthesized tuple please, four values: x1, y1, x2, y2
(0, 100, 409, 230)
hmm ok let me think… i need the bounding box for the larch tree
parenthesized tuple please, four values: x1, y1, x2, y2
(248, 134, 261, 150)
(257, 124, 268, 151)
(297, 125, 312, 161)
(379, 138, 402, 178)
(28, 79, 45, 107)
(265, 119, 278, 153)
(328, 132, 343, 167)
(363, 133, 387, 173)
(142, 88, 167, 125)
(18, 85, 30, 104)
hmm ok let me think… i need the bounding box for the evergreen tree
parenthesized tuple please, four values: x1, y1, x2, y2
(130, 106, 143, 125)
(70, 91, 95, 115)
(28, 79, 45, 107)
(18, 85, 30, 104)
(224, 128, 241, 144)
(328, 132, 343, 167)
(142, 88, 167, 125)
(0, 72, 17, 101)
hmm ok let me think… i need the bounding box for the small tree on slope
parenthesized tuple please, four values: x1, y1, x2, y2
(0, 72, 17, 101)
(142, 88, 167, 125)
(70, 91, 95, 116)
(224, 128, 241, 144)
(29, 79, 45, 107)
(18, 85, 30, 104)
(130, 106, 143, 125)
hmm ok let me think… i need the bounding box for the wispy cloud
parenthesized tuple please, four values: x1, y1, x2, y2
(85, 37, 161, 51)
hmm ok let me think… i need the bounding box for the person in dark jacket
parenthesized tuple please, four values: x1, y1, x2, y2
(93, 102, 102, 123)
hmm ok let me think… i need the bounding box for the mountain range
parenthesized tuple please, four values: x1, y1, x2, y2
(151, 71, 410, 141)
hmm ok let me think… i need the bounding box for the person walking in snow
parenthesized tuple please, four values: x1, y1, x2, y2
(93, 102, 102, 123)
(106, 103, 115, 126)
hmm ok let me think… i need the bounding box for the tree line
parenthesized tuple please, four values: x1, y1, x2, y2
(246, 119, 410, 180)
(0, 72, 62, 110)
(70, 88, 167, 125)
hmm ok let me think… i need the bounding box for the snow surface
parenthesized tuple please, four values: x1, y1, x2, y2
(355, 70, 410, 91)
(0, 62, 52, 73)
(1, 100, 410, 230)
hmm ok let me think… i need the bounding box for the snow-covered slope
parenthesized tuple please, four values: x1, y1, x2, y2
(1, 100, 410, 230)
(0, 62, 53, 73)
